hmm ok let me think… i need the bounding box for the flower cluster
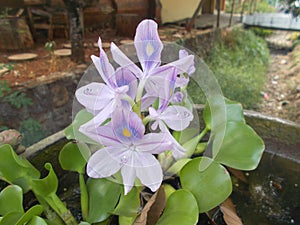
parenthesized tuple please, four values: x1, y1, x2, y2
(76, 19, 195, 194)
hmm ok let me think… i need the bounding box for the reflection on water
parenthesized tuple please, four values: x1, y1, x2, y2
(231, 152, 300, 225)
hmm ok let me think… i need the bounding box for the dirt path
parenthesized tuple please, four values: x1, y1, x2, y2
(258, 31, 300, 124)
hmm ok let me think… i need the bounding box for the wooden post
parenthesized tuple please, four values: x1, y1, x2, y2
(186, 0, 206, 32)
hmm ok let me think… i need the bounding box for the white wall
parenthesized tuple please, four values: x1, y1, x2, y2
(161, 0, 201, 23)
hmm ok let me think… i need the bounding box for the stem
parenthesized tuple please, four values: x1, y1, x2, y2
(49, 194, 78, 225)
(35, 194, 65, 225)
(35, 191, 78, 225)
(134, 79, 147, 117)
(142, 115, 151, 126)
(79, 173, 88, 221)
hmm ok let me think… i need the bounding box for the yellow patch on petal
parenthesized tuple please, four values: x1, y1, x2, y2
(122, 128, 131, 137)
(146, 42, 154, 56)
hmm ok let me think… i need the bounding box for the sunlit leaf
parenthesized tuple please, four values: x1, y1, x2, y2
(162, 184, 175, 200)
(0, 144, 40, 192)
(214, 121, 264, 170)
(87, 178, 122, 223)
(180, 157, 232, 213)
(113, 187, 140, 217)
(156, 190, 198, 225)
(31, 163, 58, 196)
(64, 109, 98, 145)
(0, 185, 24, 215)
(59, 142, 91, 174)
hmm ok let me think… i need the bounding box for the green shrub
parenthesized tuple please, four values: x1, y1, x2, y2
(189, 28, 269, 109)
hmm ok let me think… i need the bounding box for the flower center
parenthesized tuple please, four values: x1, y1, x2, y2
(146, 42, 154, 56)
(122, 128, 131, 137)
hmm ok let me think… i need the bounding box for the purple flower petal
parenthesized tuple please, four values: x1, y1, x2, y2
(135, 132, 172, 154)
(115, 67, 138, 99)
(110, 42, 143, 79)
(134, 19, 163, 75)
(79, 119, 121, 146)
(86, 146, 125, 178)
(121, 164, 136, 195)
(91, 38, 116, 88)
(112, 109, 145, 143)
(160, 105, 193, 131)
(75, 82, 114, 114)
(135, 152, 163, 192)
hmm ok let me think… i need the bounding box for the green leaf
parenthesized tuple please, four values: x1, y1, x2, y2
(0, 144, 40, 192)
(162, 184, 175, 200)
(156, 190, 198, 225)
(223, 99, 245, 123)
(113, 187, 140, 217)
(180, 157, 232, 213)
(0, 212, 23, 225)
(27, 216, 48, 225)
(15, 205, 44, 225)
(182, 133, 203, 158)
(165, 158, 191, 175)
(87, 178, 122, 223)
(78, 222, 91, 225)
(214, 121, 265, 170)
(59, 142, 91, 174)
(0, 185, 24, 215)
(31, 163, 58, 196)
(119, 216, 135, 225)
(203, 98, 245, 128)
(64, 109, 98, 144)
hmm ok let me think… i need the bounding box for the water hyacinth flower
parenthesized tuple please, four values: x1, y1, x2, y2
(76, 18, 196, 194)
(83, 109, 173, 194)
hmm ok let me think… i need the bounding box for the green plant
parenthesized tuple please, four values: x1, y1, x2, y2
(4, 92, 32, 109)
(0, 81, 10, 98)
(250, 27, 273, 37)
(195, 28, 270, 109)
(19, 119, 47, 147)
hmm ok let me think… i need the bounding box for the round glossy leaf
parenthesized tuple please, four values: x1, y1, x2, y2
(156, 190, 198, 225)
(0, 185, 24, 215)
(59, 142, 91, 174)
(87, 178, 122, 223)
(180, 157, 232, 213)
(214, 121, 265, 170)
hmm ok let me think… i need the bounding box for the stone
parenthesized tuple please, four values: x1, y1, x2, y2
(50, 85, 69, 108)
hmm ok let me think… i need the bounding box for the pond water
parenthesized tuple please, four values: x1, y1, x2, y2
(231, 150, 300, 225)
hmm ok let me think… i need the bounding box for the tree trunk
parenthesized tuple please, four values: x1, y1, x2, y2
(63, 0, 85, 63)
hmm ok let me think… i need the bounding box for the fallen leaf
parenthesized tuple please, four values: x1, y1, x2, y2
(134, 186, 166, 225)
(227, 167, 248, 183)
(220, 198, 243, 225)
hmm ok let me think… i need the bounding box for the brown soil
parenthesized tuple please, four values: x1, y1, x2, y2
(258, 31, 300, 124)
